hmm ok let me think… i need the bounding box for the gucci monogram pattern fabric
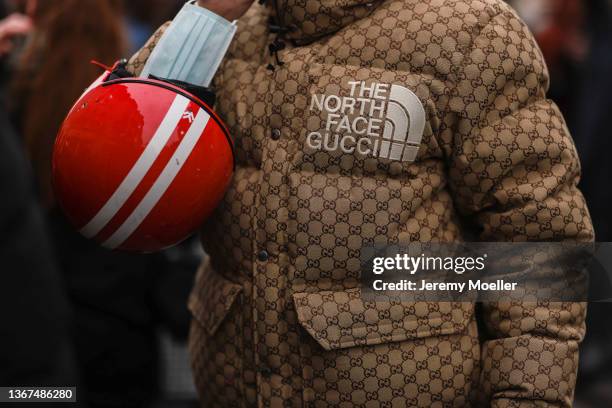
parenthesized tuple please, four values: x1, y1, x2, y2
(128, 0, 594, 406)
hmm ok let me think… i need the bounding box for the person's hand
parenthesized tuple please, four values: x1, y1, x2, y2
(197, 0, 256, 21)
(0, 13, 32, 57)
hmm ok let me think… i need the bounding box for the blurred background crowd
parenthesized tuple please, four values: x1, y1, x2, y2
(0, 1, 201, 407)
(0, 0, 610, 407)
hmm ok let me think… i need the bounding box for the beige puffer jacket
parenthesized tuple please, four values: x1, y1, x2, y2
(128, 0, 594, 406)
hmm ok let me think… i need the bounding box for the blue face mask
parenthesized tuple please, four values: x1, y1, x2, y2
(140, 0, 237, 88)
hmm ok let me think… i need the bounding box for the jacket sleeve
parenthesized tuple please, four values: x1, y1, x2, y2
(442, 5, 593, 407)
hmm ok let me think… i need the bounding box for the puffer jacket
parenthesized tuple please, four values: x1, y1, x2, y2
(128, 0, 594, 406)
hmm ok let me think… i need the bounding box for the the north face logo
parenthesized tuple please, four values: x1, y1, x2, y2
(306, 81, 426, 162)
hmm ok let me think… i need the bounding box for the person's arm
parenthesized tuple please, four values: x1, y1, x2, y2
(442, 4, 593, 407)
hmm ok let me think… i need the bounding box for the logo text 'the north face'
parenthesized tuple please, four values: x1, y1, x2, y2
(306, 81, 426, 162)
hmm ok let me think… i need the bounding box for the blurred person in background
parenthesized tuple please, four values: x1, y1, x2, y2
(572, 0, 612, 242)
(0, 3, 30, 59)
(6, 1, 163, 407)
(570, 0, 612, 405)
(10, 0, 125, 206)
(5, 1, 203, 406)
(0, 0, 78, 392)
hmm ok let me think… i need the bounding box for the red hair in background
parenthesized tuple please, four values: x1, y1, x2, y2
(10, 0, 125, 206)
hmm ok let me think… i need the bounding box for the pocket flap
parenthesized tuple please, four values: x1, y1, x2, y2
(292, 288, 474, 351)
(188, 259, 242, 336)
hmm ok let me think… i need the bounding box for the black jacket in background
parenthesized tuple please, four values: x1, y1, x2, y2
(0, 106, 76, 387)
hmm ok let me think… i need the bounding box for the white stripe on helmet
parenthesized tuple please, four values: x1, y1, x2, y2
(80, 94, 191, 239)
(103, 108, 211, 249)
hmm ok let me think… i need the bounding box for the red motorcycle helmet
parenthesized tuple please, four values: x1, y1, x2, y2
(52, 61, 234, 252)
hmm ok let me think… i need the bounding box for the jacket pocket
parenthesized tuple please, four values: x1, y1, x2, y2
(293, 288, 474, 350)
(292, 288, 479, 406)
(188, 258, 242, 336)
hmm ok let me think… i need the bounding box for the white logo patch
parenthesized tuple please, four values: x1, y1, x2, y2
(306, 81, 426, 162)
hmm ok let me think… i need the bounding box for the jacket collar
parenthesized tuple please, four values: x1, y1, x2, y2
(269, 0, 384, 45)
